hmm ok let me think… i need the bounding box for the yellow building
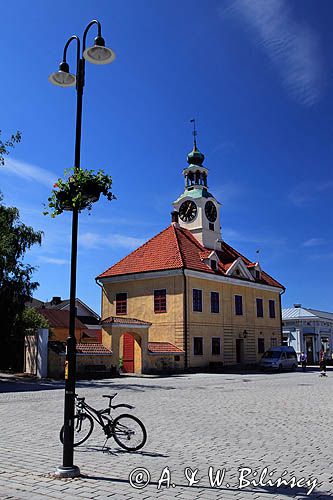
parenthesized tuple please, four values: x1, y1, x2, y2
(97, 140, 284, 374)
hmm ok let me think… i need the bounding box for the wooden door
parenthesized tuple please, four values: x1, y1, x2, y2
(236, 339, 244, 364)
(123, 333, 134, 373)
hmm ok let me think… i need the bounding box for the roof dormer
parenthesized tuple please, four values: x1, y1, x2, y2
(200, 250, 219, 271)
(225, 257, 255, 281)
(247, 262, 262, 280)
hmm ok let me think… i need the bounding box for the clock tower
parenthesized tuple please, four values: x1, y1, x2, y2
(173, 137, 222, 249)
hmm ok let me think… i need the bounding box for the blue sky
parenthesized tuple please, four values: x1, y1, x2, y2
(1, 0, 332, 314)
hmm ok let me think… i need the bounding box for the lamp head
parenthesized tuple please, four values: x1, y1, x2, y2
(83, 35, 116, 65)
(48, 61, 76, 87)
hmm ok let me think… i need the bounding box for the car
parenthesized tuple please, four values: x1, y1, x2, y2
(259, 346, 298, 372)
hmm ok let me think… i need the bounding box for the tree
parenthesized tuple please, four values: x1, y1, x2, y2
(0, 194, 43, 369)
(19, 307, 50, 331)
(0, 130, 21, 166)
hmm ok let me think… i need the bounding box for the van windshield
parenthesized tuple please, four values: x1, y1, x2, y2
(262, 351, 280, 359)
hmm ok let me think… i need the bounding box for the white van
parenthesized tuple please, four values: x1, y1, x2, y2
(259, 346, 298, 372)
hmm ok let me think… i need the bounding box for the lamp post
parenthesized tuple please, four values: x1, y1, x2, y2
(49, 20, 115, 478)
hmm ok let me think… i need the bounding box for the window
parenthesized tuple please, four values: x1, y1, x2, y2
(211, 260, 217, 271)
(255, 270, 260, 280)
(271, 337, 277, 347)
(193, 289, 202, 312)
(212, 337, 221, 355)
(193, 337, 203, 355)
(211, 292, 219, 313)
(256, 298, 263, 318)
(209, 223, 214, 231)
(258, 338, 265, 354)
(235, 295, 243, 315)
(154, 289, 166, 313)
(116, 293, 127, 315)
(269, 300, 276, 318)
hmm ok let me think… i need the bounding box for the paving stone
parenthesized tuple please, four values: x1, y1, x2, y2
(0, 370, 332, 499)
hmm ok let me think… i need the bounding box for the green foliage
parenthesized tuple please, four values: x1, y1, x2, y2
(44, 167, 116, 217)
(0, 130, 21, 166)
(19, 307, 50, 331)
(0, 193, 43, 341)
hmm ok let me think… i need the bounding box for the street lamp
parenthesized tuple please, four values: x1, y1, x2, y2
(49, 20, 115, 478)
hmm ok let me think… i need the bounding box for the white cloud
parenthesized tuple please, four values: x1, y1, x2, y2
(1, 158, 56, 187)
(79, 232, 146, 250)
(38, 256, 69, 265)
(221, 0, 324, 106)
(302, 238, 325, 248)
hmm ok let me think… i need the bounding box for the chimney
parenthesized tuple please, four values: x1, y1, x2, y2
(171, 211, 179, 227)
(294, 304, 302, 308)
(51, 296, 62, 305)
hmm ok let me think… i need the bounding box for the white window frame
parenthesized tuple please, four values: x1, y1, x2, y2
(256, 297, 264, 318)
(192, 288, 203, 313)
(210, 291, 220, 314)
(234, 294, 243, 316)
(268, 299, 276, 319)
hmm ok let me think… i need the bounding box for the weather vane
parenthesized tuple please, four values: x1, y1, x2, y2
(190, 118, 197, 148)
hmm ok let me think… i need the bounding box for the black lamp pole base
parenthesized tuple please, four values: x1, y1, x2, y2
(55, 465, 81, 478)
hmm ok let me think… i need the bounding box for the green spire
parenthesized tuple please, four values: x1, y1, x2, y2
(188, 118, 205, 166)
(187, 141, 205, 166)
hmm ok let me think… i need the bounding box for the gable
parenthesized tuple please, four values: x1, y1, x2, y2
(225, 257, 255, 281)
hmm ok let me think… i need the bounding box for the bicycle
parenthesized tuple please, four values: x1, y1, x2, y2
(59, 393, 147, 451)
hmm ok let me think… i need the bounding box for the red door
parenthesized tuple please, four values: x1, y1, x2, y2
(123, 333, 134, 372)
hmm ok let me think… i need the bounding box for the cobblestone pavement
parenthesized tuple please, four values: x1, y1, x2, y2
(0, 369, 332, 499)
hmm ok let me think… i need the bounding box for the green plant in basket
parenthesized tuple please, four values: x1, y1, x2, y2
(44, 167, 115, 217)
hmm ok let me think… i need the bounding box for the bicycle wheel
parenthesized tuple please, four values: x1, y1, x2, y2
(112, 414, 147, 451)
(59, 413, 94, 447)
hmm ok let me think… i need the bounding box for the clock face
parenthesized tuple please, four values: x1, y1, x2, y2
(179, 200, 197, 222)
(205, 201, 217, 222)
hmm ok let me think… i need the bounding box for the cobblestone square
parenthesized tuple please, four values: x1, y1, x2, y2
(0, 369, 332, 499)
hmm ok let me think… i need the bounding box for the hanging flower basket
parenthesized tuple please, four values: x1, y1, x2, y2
(43, 167, 115, 218)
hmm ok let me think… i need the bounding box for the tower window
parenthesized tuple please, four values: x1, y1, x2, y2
(209, 223, 214, 231)
(154, 289, 167, 313)
(116, 293, 127, 315)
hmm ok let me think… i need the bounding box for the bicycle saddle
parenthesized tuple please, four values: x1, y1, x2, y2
(102, 393, 117, 400)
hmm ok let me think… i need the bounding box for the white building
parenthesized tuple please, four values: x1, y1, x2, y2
(282, 304, 333, 363)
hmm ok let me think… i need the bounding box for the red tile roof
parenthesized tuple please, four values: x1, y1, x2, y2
(148, 342, 184, 353)
(102, 316, 151, 326)
(76, 343, 112, 355)
(37, 309, 86, 329)
(98, 225, 284, 289)
(81, 329, 102, 342)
